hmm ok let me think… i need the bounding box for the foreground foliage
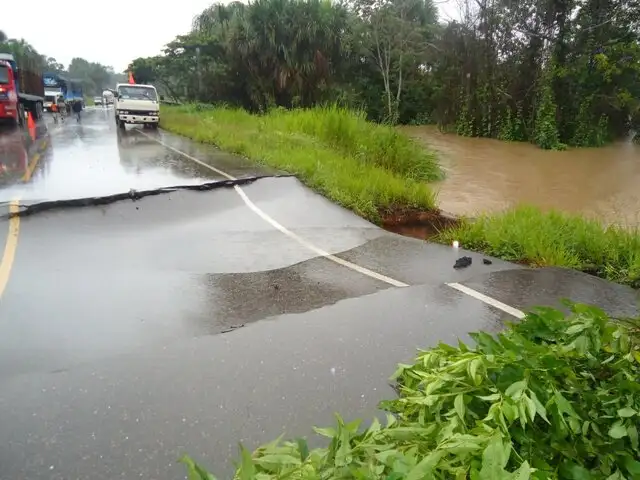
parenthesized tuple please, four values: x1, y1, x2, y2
(182, 304, 640, 479)
(437, 206, 640, 288)
(160, 105, 440, 221)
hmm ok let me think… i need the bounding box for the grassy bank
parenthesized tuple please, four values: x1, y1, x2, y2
(160, 105, 441, 222)
(437, 205, 640, 288)
(183, 304, 640, 479)
(161, 104, 640, 289)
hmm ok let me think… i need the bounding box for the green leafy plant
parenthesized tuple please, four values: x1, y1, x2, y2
(181, 304, 640, 479)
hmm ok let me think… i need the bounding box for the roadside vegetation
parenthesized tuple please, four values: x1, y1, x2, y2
(160, 104, 440, 222)
(182, 303, 640, 479)
(437, 206, 640, 288)
(130, 0, 640, 150)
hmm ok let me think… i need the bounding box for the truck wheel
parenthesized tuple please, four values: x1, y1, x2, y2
(118, 119, 126, 130)
(17, 104, 26, 128)
(35, 102, 43, 120)
(150, 122, 158, 130)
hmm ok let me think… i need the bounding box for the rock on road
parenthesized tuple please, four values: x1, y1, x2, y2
(0, 108, 637, 479)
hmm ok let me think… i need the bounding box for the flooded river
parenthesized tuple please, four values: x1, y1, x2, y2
(404, 126, 640, 228)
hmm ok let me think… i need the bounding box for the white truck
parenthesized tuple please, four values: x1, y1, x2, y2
(113, 83, 159, 130)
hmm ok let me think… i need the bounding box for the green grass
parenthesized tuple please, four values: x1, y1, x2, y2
(437, 205, 640, 287)
(160, 104, 441, 223)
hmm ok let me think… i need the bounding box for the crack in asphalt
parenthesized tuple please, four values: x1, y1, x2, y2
(1, 174, 294, 219)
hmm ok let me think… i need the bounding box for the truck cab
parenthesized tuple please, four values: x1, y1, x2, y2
(114, 83, 159, 130)
(0, 53, 44, 126)
(0, 59, 20, 125)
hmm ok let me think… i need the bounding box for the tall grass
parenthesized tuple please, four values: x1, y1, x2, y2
(437, 205, 640, 287)
(160, 105, 441, 222)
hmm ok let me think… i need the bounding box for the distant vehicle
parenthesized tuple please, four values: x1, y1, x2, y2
(43, 73, 85, 110)
(43, 72, 68, 111)
(94, 96, 103, 106)
(114, 83, 160, 130)
(0, 53, 45, 126)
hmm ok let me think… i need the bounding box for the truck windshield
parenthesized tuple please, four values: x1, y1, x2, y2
(118, 86, 157, 101)
(0, 65, 8, 84)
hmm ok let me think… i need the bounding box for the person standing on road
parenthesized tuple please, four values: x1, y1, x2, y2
(51, 99, 59, 123)
(57, 96, 66, 122)
(72, 100, 82, 123)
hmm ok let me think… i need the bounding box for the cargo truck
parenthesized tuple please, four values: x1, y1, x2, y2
(0, 52, 44, 126)
(43, 72, 68, 111)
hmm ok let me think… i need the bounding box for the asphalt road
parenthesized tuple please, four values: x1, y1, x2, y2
(0, 108, 638, 479)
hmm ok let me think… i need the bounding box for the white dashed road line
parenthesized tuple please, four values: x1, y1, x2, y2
(138, 130, 526, 319)
(446, 283, 525, 319)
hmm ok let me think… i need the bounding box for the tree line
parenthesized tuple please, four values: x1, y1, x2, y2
(125, 0, 637, 149)
(0, 32, 125, 96)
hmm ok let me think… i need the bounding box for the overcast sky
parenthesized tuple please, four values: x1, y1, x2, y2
(6, 0, 460, 73)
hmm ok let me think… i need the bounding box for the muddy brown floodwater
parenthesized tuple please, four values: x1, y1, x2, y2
(403, 126, 640, 228)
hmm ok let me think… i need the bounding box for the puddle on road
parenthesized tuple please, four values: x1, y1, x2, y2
(196, 257, 389, 333)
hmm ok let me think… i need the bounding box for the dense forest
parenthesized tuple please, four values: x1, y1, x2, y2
(0, 31, 125, 96)
(129, 0, 640, 149)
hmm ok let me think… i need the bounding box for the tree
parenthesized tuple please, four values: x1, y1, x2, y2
(353, 0, 438, 123)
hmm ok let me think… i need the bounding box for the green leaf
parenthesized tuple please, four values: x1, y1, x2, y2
(554, 391, 579, 418)
(627, 424, 638, 449)
(296, 438, 309, 461)
(313, 427, 336, 438)
(609, 421, 628, 439)
(405, 450, 444, 480)
(455, 394, 466, 420)
(480, 435, 510, 478)
(512, 461, 531, 480)
(179, 455, 217, 480)
(505, 381, 527, 399)
(617, 407, 637, 418)
(238, 445, 256, 480)
(478, 393, 502, 402)
(254, 454, 302, 467)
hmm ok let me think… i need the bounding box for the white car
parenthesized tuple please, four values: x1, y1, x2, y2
(94, 96, 103, 106)
(114, 83, 160, 130)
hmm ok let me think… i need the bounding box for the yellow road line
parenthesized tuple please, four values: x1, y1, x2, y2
(0, 200, 20, 299)
(22, 139, 47, 183)
(22, 152, 41, 182)
(0, 140, 47, 298)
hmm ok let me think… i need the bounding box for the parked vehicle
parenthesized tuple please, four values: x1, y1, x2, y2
(0, 53, 44, 126)
(43, 72, 68, 111)
(94, 96, 103, 106)
(114, 83, 160, 130)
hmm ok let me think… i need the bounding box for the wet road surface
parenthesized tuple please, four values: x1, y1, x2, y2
(0, 109, 638, 479)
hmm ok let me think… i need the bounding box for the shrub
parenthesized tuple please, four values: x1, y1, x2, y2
(182, 304, 640, 479)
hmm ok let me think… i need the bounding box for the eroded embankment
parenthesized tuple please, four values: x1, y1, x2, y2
(380, 207, 461, 240)
(159, 105, 640, 289)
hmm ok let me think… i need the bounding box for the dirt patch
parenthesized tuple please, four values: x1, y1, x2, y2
(380, 207, 461, 240)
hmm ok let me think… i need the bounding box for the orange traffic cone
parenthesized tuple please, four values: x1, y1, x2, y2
(27, 111, 36, 141)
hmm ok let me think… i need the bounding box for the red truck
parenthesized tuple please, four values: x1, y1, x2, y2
(0, 52, 44, 127)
